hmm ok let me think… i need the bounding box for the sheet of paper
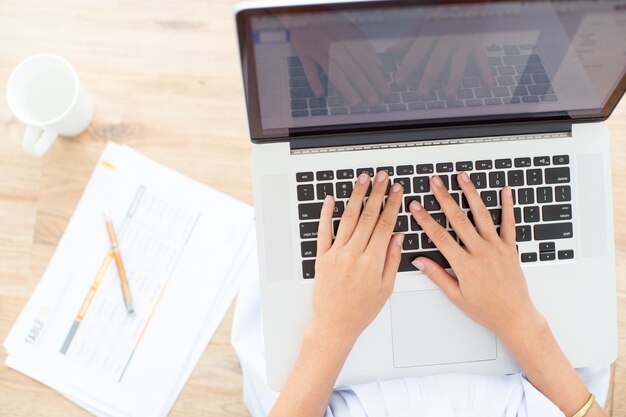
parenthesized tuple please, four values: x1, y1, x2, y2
(4, 142, 255, 417)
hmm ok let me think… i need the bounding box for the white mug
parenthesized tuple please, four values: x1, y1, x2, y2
(6, 54, 93, 156)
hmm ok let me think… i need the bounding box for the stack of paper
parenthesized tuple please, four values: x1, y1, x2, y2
(4, 142, 255, 417)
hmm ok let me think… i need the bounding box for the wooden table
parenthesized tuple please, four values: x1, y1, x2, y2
(0, 1, 624, 416)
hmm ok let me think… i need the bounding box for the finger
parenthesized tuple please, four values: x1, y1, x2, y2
(409, 200, 465, 263)
(366, 181, 404, 255)
(394, 36, 434, 86)
(322, 53, 362, 107)
(317, 195, 335, 255)
(418, 39, 452, 97)
(335, 173, 370, 246)
(381, 233, 404, 295)
(411, 256, 462, 305)
(457, 171, 499, 241)
(347, 42, 390, 99)
(499, 186, 516, 245)
(445, 47, 470, 98)
(332, 44, 380, 106)
(301, 55, 325, 97)
(472, 46, 494, 88)
(350, 170, 390, 250)
(429, 175, 482, 249)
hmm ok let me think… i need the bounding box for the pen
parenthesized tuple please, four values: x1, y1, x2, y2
(104, 212, 134, 314)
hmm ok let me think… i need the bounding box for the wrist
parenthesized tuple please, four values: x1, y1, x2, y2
(498, 307, 549, 349)
(304, 319, 358, 356)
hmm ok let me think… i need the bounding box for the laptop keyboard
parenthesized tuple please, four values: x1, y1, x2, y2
(288, 44, 556, 117)
(296, 154, 574, 279)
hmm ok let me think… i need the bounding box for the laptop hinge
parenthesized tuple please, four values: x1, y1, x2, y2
(289, 121, 573, 153)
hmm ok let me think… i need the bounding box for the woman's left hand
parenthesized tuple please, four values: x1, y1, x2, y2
(309, 170, 405, 345)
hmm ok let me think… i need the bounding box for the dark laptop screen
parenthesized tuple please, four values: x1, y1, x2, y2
(236, 0, 626, 142)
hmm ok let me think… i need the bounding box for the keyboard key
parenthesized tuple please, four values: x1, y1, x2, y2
(357, 167, 374, 177)
(495, 158, 512, 169)
(394, 177, 412, 194)
(545, 167, 570, 184)
(309, 97, 327, 108)
(377, 166, 395, 176)
(316, 183, 334, 199)
(533, 156, 550, 166)
(403, 234, 420, 250)
(328, 96, 347, 107)
(316, 170, 334, 181)
(333, 201, 345, 218)
(413, 176, 430, 193)
(536, 187, 553, 203)
(553, 155, 569, 165)
(297, 184, 315, 201)
(450, 193, 460, 205)
(336, 181, 353, 199)
(514, 157, 531, 167)
(489, 171, 506, 188)
(311, 108, 328, 116)
(540, 251, 556, 261)
(300, 222, 319, 239)
(542, 204, 572, 221)
(301, 241, 317, 258)
(397, 165, 414, 175)
(470, 172, 487, 189)
(296, 172, 314, 182)
(302, 260, 315, 279)
(432, 213, 447, 228)
(539, 242, 556, 252)
(555, 185, 571, 202)
(292, 110, 309, 117)
(461, 194, 470, 209)
(423, 195, 441, 211)
(481, 190, 498, 207)
(516, 225, 532, 242)
(410, 216, 422, 231)
(405, 195, 421, 212)
(290, 87, 315, 98)
(333, 219, 340, 236)
(416, 164, 434, 174)
(436, 162, 454, 172)
(518, 188, 535, 205)
(456, 161, 473, 171)
(394, 215, 409, 232)
(558, 249, 574, 259)
(291, 98, 308, 110)
(523, 206, 540, 222)
(533, 222, 573, 240)
(299, 202, 323, 220)
(421, 234, 437, 249)
(508, 170, 524, 186)
(521, 252, 538, 262)
(476, 160, 493, 170)
(489, 208, 502, 225)
(451, 174, 461, 191)
(399, 251, 450, 271)
(526, 169, 543, 185)
(439, 175, 450, 189)
(514, 207, 522, 223)
(336, 169, 354, 179)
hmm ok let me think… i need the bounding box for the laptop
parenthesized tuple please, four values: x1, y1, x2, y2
(235, 0, 624, 390)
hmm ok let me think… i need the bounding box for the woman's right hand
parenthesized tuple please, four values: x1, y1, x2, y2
(408, 172, 544, 339)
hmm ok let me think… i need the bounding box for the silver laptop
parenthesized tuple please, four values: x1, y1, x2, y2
(235, 0, 624, 390)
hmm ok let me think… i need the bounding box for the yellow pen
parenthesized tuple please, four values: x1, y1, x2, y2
(104, 212, 134, 314)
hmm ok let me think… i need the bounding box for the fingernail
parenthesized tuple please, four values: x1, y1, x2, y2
(359, 173, 369, 184)
(396, 234, 404, 247)
(392, 183, 402, 193)
(432, 176, 444, 188)
(460, 171, 471, 183)
(412, 259, 425, 270)
(410, 200, 423, 211)
(376, 170, 387, 182)
(323, 195, 332, 205)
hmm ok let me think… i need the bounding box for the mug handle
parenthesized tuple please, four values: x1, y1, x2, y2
(22, 125, 58, 157)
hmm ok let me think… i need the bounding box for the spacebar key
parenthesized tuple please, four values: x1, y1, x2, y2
(399, 251, 451, 271)
(533, 222, 573, 240)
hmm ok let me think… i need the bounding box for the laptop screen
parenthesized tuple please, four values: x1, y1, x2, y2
(236, 0, 626, 142)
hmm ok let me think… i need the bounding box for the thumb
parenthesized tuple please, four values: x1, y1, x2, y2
(412, 257, 462, 304)
(381, 234, 404, 294)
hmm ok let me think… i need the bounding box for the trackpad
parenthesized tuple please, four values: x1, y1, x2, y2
(390, 290, 497, 368)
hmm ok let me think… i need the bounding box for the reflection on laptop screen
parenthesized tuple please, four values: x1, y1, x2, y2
(238, 0, 626, 140)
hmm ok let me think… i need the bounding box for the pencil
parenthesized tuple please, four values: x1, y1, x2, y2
(104, 212, 134, 314)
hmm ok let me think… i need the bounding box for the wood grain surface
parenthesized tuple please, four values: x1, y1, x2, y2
(0, 1, 623, 416)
